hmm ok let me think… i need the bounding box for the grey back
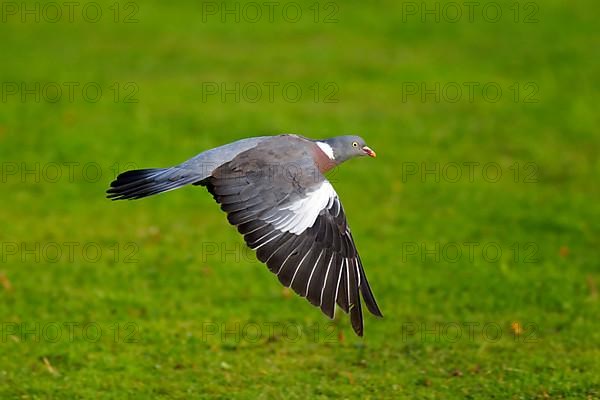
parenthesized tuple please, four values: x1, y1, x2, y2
(179, 136, 269, 180)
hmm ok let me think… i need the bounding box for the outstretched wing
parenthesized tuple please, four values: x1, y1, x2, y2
(201, 136, 382, 336)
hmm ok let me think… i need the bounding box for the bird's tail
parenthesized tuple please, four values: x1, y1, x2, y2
(106, 167, 202, 200)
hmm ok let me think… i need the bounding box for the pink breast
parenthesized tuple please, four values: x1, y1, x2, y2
(311, 144, 336, 173)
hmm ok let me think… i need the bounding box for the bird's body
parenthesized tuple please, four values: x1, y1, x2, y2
(108, 134, 381, 336)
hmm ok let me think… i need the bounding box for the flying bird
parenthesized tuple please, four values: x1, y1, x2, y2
(107, 134, 382, 336)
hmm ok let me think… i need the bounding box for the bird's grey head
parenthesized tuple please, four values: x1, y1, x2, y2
(318, 135, 377, 164)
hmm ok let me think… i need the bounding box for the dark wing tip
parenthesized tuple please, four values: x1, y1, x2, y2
(349, 302, 364, 336)
(356, 255, 383, 318)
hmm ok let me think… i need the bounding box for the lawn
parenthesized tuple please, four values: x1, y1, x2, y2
(0, 0, 598, 398)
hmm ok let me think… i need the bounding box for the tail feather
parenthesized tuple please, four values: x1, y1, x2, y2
(107, 167, 201, 200)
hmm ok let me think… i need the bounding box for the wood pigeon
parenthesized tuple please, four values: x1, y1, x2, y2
(107, 134, 382, 336)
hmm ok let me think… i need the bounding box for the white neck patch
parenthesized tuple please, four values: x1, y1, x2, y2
(316, 142, 335, 160)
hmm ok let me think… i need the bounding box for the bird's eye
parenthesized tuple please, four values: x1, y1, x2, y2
(352, 142, 358, 147)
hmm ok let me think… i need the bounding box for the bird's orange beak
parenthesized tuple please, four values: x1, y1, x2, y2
(362, 146, 376, 158)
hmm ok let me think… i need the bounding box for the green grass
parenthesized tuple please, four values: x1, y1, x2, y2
(0, 0, 598, 398)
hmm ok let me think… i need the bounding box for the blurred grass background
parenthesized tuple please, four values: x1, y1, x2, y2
(0, 0, 598, 398)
